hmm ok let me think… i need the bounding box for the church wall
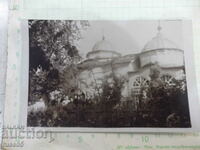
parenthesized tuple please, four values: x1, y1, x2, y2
(112, 62, 130, 77)
(78, 63, 112, 97)
(77, 49, 185, 100)
(101, 63, 112, 76)
(121, 80, 129, 98)
(160, 67, 185, 80)
(91, 67, 104, 79)
(87, 51, 120, 59)
(78, 64, 185, 99)
(128, 57, 140, 72)
(78, 70, 92, 88)
(139, 49, 184, 68)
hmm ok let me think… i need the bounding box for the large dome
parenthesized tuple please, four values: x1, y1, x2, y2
(140, 26, 183, 68)
(143, 27, 178, 52)
(92, 36, 114, 51)
(86, 36, 121, 59)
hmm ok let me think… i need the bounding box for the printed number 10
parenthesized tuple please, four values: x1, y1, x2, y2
(142, 136, 149, 143)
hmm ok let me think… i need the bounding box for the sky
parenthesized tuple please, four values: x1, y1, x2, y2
(76, 20, 184, 58)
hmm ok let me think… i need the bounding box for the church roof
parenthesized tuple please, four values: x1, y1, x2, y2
(142, 25, 178, 52)
(92, 36, 114, 51)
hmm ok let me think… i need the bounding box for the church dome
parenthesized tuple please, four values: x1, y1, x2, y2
(139, 25, 184, 68)
(86, 36, 121, 59)
(92, 36, 114, 51)
(143, 26, 178, 52)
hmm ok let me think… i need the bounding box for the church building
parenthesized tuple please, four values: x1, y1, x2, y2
(76, 25, 185, 103)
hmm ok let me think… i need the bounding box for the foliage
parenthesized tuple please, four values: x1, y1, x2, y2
(28, 20, 89, 105)
(136, 66, 191, 127)
(28, 70, 190, 127)
(28, 75, 126, 127)
(142, 78, 190, 127)
(100, 74, 125, 108)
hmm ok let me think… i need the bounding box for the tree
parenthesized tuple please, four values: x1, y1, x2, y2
(29, 20, 89, 71)
(139, 66, 191, 127)
(28, 20, 89, 105)
(95, 74, 125, 126)
(100, 74, 125, 108)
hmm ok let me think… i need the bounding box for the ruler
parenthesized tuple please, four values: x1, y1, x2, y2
(0, 0, 8, 148)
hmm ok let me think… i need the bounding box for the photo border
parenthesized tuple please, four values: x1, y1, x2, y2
(19, 19, 200, 133)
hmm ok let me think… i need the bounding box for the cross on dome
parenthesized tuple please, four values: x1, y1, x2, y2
(102, 35, 105, 40)
(157, 25, 162, 31)
(142, 21, 178, 52)
(92, 35, 113, 51)
(157, 20, 162, 33)
(102, 29, 105, 40)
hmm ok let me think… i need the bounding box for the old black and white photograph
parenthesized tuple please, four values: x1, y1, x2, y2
(27, 20, 191, 128)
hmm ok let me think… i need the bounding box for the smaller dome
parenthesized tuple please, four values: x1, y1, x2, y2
(92, 36, 114, 51)
(143, 26, 178, 52)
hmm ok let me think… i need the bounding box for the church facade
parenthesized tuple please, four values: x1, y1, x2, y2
(76, 26, 185, 103)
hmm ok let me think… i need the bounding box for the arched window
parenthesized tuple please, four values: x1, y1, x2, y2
(133, 76, 149, 88)
(132, 76, 149, 110)
(161, 74, 175, 86)
(132, 76, 149, 96)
